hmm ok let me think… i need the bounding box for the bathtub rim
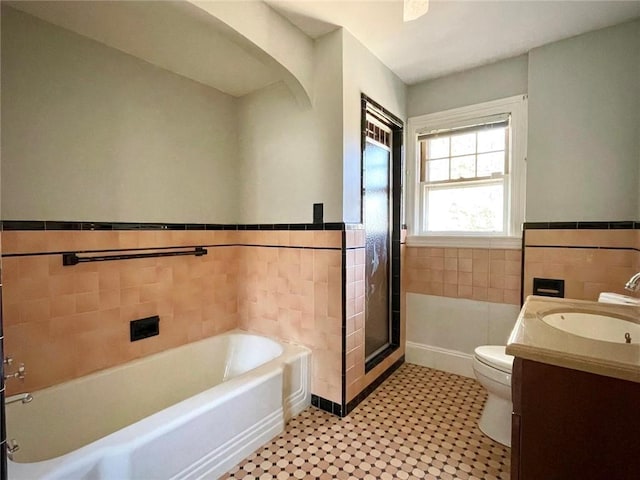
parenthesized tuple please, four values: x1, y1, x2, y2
(7, 329, 310, 479)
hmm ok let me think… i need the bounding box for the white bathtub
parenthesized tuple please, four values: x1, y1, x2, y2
(6, 331, 310, 480)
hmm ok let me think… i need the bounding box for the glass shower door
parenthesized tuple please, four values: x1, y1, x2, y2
(363, 139, 391, 360)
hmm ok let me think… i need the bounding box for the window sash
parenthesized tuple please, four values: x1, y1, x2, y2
(419, 119, 510, 184)
(421, 177, 508, 235)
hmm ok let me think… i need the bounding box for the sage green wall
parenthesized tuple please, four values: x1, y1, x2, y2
(236, 30, 344, 224)
(237, 29, 407, 225)
(526, 20, 640, 222)
(407, 55, 528, 117)
(342, 30, 407, 224)
(408, 20, 640, 223)
(1, 7, 240, 223)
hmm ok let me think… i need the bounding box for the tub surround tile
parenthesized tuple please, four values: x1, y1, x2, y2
(2, 223, 401, 413)
(2, 233, 241, 394)
(237, 245, 343, 404)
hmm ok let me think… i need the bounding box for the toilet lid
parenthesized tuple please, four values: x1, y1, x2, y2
(474, 346, 514, 373)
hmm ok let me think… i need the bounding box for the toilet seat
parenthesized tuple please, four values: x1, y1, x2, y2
(474, 346, 514, 373)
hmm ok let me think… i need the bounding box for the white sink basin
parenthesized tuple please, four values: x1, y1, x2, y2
(540, 310, 640, 344)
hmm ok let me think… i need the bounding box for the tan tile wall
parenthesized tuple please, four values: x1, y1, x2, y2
(1, 229, 345, 403)
(345, 229, 366, 402)
(1, 230, 239, 395)
(344, 230, 407, 404)
(404, 247, 522, 305)
(523, 229, 640, 301)
(237, 231, 343, 404)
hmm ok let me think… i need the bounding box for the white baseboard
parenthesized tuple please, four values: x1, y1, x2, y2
(405, 341, 475, 379)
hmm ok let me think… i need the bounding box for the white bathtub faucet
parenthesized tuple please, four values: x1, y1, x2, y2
(624, 272, 640, 292)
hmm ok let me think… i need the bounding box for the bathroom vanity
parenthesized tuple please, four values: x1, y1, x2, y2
(507, 297, 640, 480)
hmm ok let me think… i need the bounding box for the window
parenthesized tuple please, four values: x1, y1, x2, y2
(407, 95, 527, 248)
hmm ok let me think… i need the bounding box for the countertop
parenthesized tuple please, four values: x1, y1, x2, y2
(506, 296, 640, 383)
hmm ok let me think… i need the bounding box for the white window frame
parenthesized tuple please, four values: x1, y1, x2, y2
(406, 95, 527, 249)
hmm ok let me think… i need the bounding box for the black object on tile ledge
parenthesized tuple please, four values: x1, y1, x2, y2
(62, 247, 207, 266)
(313, 203, 324, 224)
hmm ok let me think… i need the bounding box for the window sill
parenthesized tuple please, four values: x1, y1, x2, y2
(406, 235, 522, 249)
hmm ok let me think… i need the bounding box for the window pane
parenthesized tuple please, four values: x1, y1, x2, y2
(450, 155, 475, 180)
(428, 137, 449, 159)
(450, 132, 475, 156)
(477, 128, 506, 153)
(477, 152, 505, 176)
(426, 183, 504, 232)
(427, 158, 449, 182)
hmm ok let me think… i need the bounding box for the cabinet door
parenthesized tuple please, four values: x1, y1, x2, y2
(516, 359, 640, 480)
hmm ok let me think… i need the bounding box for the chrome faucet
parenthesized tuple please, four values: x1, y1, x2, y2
(6, 439, 20, 461)
(624, 272, 640, 292)
(3, 357, 26, 381)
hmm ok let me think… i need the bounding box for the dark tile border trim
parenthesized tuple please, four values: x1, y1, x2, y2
(523, 221, 639, 230)
(340, 230, 347, 417)
(521, 220, 640, 303)
(313, 356, 405, 418)
(345, 355, 404, 416)
(524, 245, 639, 252)
(1, 220, 347, 232)
(1, 243, 343, 259)
(311, 394, 343, 417)
(365, 344, 400, 372)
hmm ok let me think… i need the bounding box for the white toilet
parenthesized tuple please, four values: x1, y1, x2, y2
(472, 345, 515, 447)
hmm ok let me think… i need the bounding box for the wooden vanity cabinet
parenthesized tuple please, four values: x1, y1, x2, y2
(510, 358, 640, 480)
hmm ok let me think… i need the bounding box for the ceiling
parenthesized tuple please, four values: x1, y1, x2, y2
(8, 0, 279, 97)
(8, 1, 639, 95)
(266, 0, 640, 85)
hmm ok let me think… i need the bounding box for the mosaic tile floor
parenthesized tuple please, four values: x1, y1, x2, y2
(222, 363, 510, 480)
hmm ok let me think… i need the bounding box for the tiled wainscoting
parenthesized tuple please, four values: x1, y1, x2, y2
(523, 223, 640, 301)
(344, 230, 406, 408)
(404, 247, 522, 305)
(402, 244, 522, 378)
(236, 241, 343, 404)
(0, 222, 405, 415)
(0, 226, 345, 404)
